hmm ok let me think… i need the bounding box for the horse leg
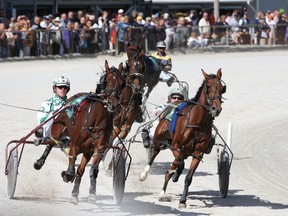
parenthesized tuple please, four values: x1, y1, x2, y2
(158, 159, 178, 202)
(172, 159, 185, 183)
(88, 150, 103, 202)
(33, 144, 53, 170)
(70, 152, 91, 205)
(178, 155, 202, 208)
(139, 140, 161, 181)
(87, 163, 99, 202)
(62, 147, 77, 183)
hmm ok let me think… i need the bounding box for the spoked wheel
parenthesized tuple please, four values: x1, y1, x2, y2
(6, 146, 18, 199)
(218, 149, 230, 198)
(112, 148, 126, 205)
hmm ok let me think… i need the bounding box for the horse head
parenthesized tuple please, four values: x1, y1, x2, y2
(102, 60, 123, 113)
(202, 68, 226, 118)
(125, 50, 145, 94)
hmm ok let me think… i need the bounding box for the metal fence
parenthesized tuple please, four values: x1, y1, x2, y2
(0, 23, 287, 58)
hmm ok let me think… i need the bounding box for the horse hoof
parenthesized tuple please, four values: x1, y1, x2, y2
(33, 160, 44, 170)
(71, 196, 78, 205)
(178, 203, 187, 208)
(87, 194, 97, 203)
(139, 172, 148, 181)
(158, 194, 172, 202)
(61, 170, 75, 183)
(172, 175, 179, 183)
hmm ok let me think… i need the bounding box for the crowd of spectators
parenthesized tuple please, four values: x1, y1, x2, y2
(0, 7, 288, 58)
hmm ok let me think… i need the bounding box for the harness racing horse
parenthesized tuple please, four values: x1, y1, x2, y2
(112, 59, 143, 140)
(126, 44, 162, 102)
(139, 69, 226, 208)
(34, 61, 124, 204)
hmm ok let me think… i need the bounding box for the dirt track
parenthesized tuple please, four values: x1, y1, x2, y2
(0, 51, 287, 216)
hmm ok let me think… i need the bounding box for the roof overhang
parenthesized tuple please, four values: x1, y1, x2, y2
(145, 0, 252, 3)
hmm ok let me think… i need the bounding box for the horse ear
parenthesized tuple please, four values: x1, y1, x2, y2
(105, 60, 109, 73)
(201, 69, 209, 79)
(140, 50, 145, 57)
(216, 68, 222, 78)
(118, 62, 123, 73)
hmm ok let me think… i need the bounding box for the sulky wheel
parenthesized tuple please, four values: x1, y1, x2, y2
(218, 149, 230, 198)
(112, 148, 126, 205)
(6, 147, 18, 199)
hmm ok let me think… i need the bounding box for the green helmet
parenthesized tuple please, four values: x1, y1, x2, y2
(168, 87, 184, 100)
(52, 76, 70, 92)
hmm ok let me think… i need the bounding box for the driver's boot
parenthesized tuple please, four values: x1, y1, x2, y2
(141, 129, 151, 148)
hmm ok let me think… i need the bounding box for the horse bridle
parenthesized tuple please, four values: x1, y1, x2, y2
(203, 75, 226, 111)
(101, 67, 122, 107)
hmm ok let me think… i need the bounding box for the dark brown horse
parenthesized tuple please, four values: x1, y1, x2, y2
(34, 61, 124, 204)
(126, 44, 162, 102)
(139, 69, 226, 208)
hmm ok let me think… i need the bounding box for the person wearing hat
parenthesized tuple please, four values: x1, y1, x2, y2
(34, 76, 70, 146)
(151, 41, 174, 86)
(141, 87, 185, 148)
(276, 13, 287, 44)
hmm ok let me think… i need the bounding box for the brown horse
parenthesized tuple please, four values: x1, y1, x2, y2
(59, 61, 124, 204)
(34, 61, 124, 205)
(126, 44, 162, 101)
(139, 69, 226, 208)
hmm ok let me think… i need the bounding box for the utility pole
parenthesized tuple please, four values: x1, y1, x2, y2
(214, 0, 219, 18)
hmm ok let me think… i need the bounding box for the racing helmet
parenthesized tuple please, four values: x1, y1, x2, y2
(167, 87, 184, 101)
(156, 41, 166, 48)
(52, 76, 70, 92)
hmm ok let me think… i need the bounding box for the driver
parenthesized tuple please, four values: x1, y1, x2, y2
(141, 87, 184, 148)
(34, 76, 70, 146)
(151, 41, 175, 87)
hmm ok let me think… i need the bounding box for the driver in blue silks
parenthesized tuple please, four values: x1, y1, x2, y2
(141, 87, 184, 148)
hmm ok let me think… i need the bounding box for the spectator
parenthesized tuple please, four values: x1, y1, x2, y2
(155, 18, 166, 43)
(229, 12, 240, 44)
(98, 10, 111, 51)
(277, 13, 287, 44)
(0, 22, 8, 58)
(239, 13, 250, 44)
(254, 11, 264, 45)
(258, 17, 270, 45)
(116, 16, 129, 54)
(213, 15, 228, 45)
(175, 16, 189, 49)
(187, 31, 203, 48)
(266, 13, 276, 45)
(164, 21, 175, 50)
(198, 12, 210, 36)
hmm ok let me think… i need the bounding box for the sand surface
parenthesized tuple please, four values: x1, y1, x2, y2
(0, 51, 287, 216)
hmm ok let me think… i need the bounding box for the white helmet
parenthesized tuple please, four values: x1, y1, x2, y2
(52, 76, 70, 92)
(167, 87, 184, 100)
(156, 41, 166, 48)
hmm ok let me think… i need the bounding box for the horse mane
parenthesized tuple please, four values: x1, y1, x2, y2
(193, 80, 205, 102)
(193, 74, 216, 102)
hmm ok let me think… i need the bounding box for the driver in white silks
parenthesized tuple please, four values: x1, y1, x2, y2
(151, 41, 175, 87)
(34, 76, 70, 146)
(141, 87, 185, 148)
